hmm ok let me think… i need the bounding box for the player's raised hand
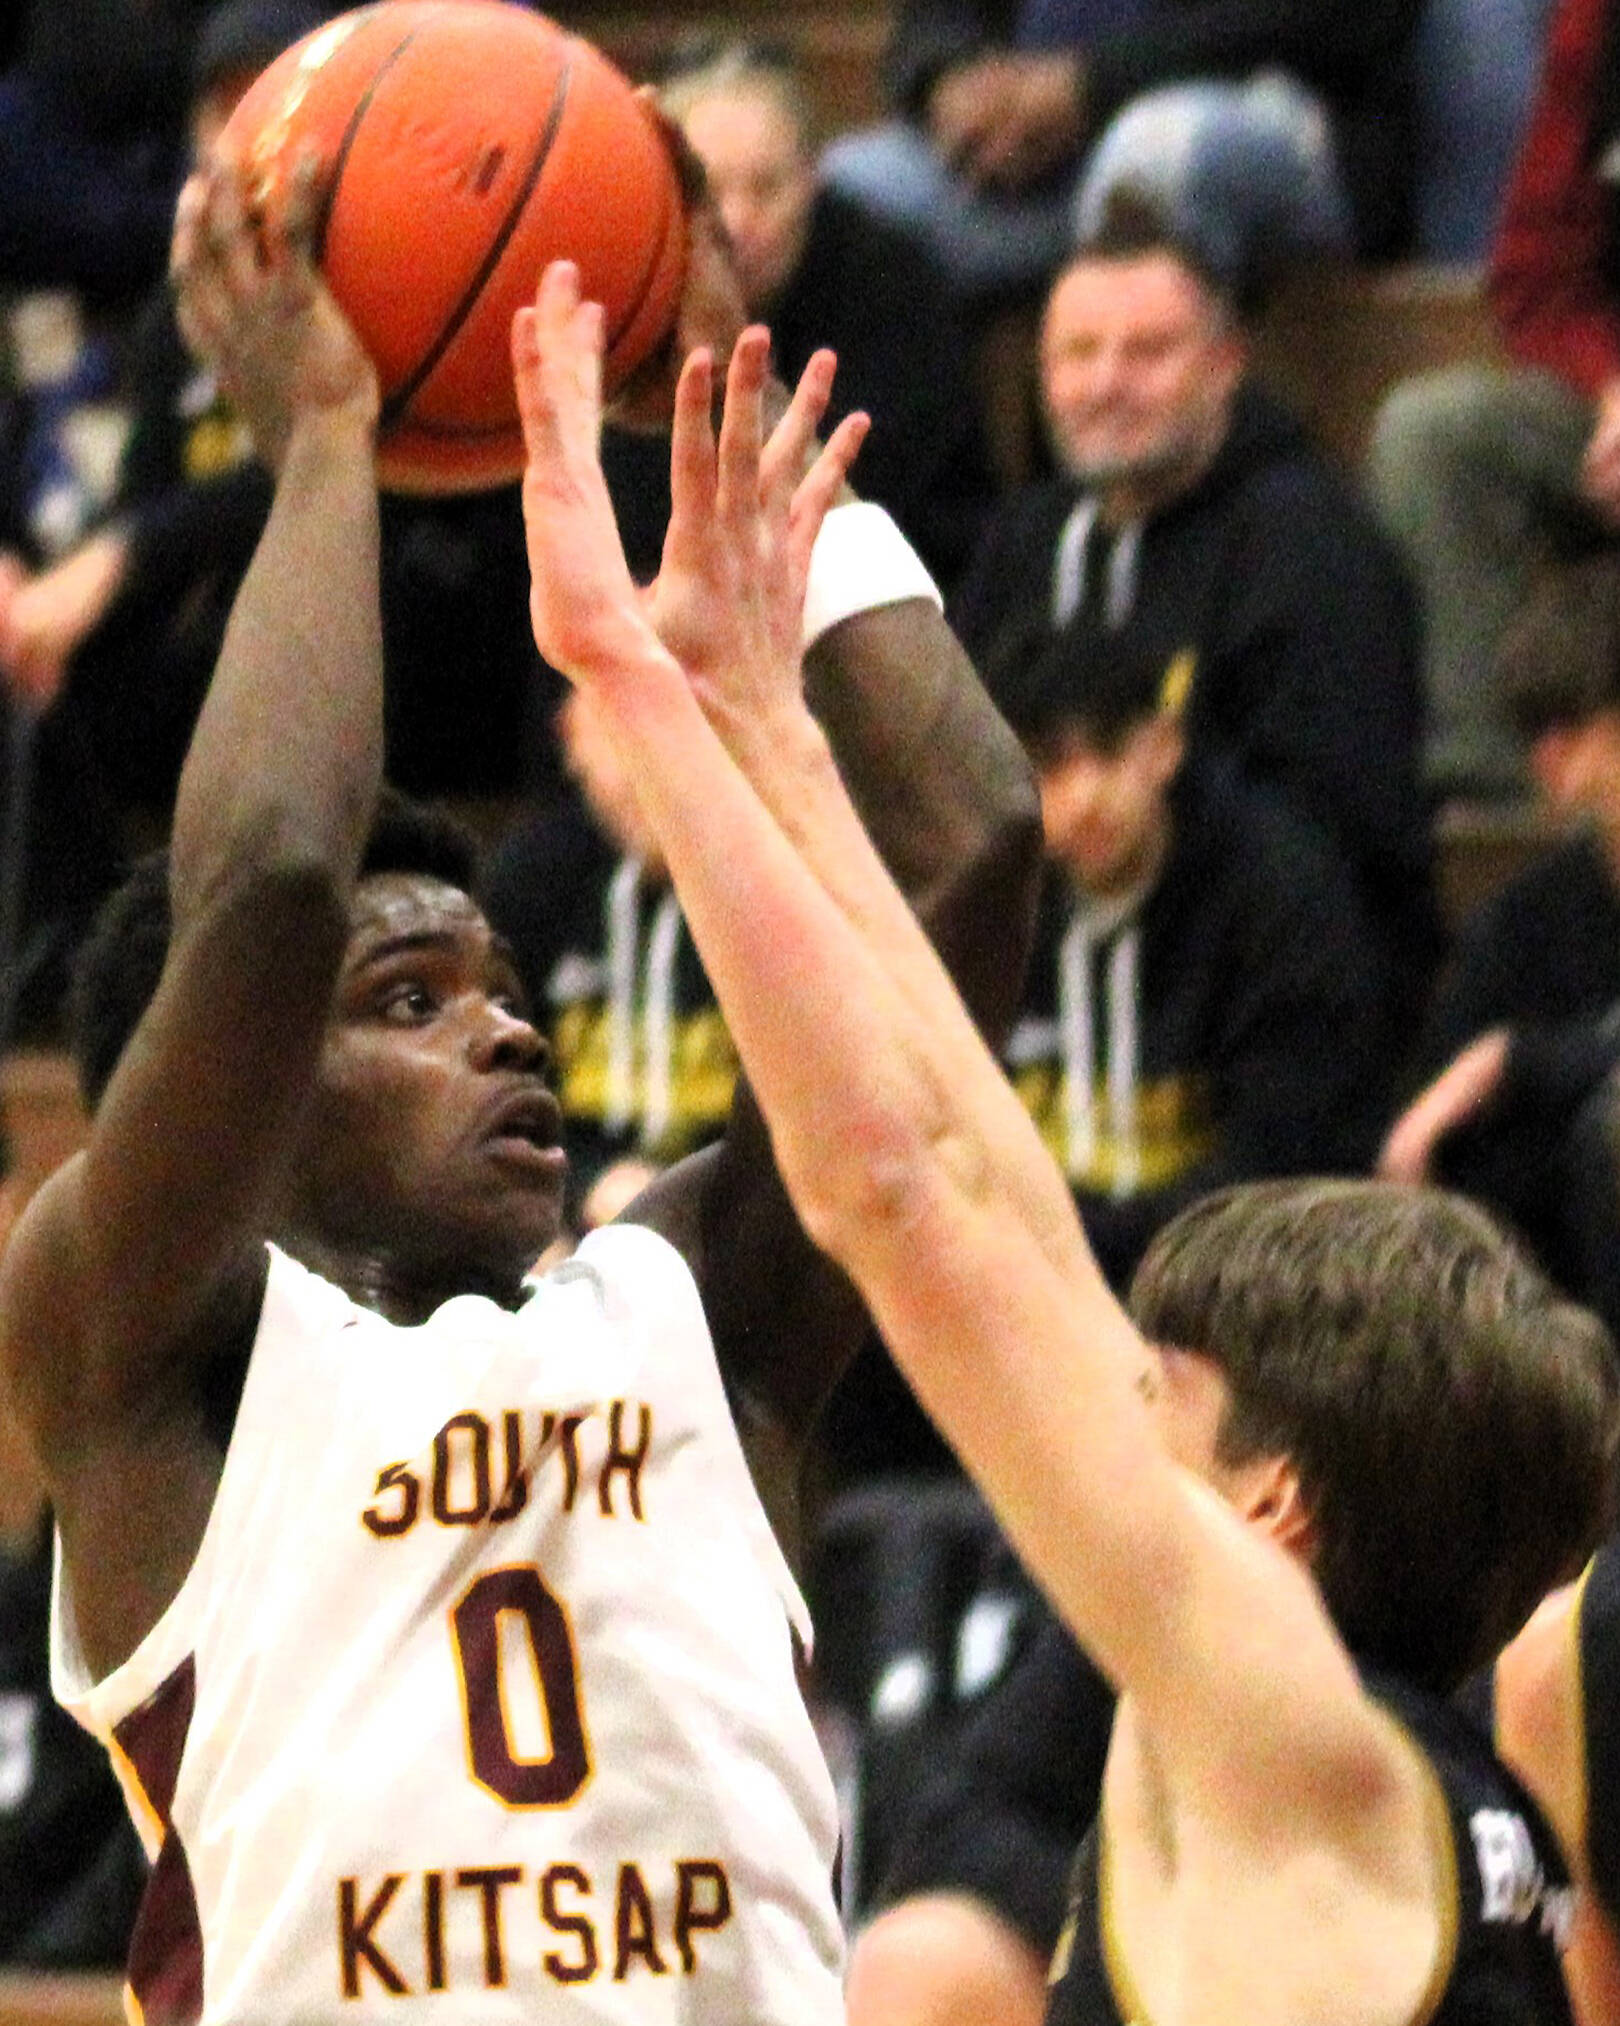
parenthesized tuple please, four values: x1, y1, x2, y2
(515, 260, 664, 689)
(171, 155, 378, 471)
(649, 328, 867, 738)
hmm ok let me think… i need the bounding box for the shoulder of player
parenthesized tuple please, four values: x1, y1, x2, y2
(1, 1158, 264, 1500)
(1497, 1575, 1587, 1876)
(1131, 1476, 1437, 1855)
(0, 1154, 95, 1458)
(613, 1143, 716, 1261)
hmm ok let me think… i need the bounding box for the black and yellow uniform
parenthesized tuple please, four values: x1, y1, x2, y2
(1046, 1675, 1576, 2025)
(1004, 749, 1392, 1290)
(1578, 1535, 1620, 1924)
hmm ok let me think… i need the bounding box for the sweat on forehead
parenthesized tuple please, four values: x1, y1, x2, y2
(344, 871, 487, 955)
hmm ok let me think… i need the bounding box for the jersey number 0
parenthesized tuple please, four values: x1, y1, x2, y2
(451, 1565, 591, 1807)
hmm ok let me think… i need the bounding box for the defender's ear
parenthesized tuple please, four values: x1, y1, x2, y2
(1234, 1452, 1317, 1561)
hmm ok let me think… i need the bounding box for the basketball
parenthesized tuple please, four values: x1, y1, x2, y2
(217, 1, 688, 493)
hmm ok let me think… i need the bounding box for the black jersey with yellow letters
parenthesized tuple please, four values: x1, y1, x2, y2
(1045, 1675, 1574, 2026)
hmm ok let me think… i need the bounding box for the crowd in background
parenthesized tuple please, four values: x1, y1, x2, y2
(7, 0, 1620, 2003)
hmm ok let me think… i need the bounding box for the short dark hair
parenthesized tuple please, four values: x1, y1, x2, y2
(69, 787, 482, 1112)
(991, 614, 1192, 759)
(1501, 550, 1620, 744)
(1066, 183, 1244, 321)
(1130, 1177, 1620, 1692)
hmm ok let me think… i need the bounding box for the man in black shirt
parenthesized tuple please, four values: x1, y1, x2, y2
(954, 192, 1438, 1028)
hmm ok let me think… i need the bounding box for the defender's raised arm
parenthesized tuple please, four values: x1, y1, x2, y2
(511, 269, 1537, 1972)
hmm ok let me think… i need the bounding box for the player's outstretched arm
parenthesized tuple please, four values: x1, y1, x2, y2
(0, 160, 384, 1671)
(517, 262, 1423, 1842)
(610, 208, 1042, 1462)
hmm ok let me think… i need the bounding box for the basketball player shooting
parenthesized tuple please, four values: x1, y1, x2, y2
(0, 161, 1039, 2019)
(514, 259, 1620, 2026)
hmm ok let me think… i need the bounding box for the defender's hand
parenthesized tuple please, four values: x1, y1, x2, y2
(649, 330, 867, 738)
(516, 261, 659, 687)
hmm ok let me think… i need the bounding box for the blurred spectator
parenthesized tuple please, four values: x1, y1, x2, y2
(803, 1477, 1104, 1939)
(955, 191, 1438, 1028)
(0, 0, 219, 309)
(0, 1, 323, 1038)
(1379, 551, 1620, 1339)
(482, 689, 737, 1236)
(997, 620, 1393, 1293)
(1366, 0, 1620, 799)
(818, 0, 1421, 306)
(601, 39, 995, 596)
(846, 1593, 1112, 2026)
(0, 2, 328, 762)
(1411, 0, 1552, 259)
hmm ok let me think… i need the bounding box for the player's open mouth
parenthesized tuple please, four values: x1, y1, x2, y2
(482, 1089, 567, 1171)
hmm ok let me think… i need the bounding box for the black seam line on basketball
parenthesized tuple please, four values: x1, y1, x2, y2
(604, 156, 675, 357)
(312, 24, 423, 265)
(380, 50, 574, 432)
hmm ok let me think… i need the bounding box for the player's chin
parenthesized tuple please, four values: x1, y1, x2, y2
(478, 1161, 571, 1273)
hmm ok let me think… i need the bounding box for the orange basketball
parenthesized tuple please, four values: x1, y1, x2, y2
(218, 0, 687, 493)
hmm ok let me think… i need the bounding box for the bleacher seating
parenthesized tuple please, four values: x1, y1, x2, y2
(1251, 258, 1504, 467)
(0, 1974, 123, 2026)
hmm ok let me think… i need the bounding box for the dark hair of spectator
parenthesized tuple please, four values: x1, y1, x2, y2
(992, 615, 1188, 761)
(1131, 1177, 1620, 1693)
(1500, 550, 1620, 744)
(1065, 184, 1245, 322)
(69, 787, 482, 1112)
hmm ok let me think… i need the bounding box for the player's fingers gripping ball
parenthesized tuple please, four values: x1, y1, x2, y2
(217, 0, 688, 494)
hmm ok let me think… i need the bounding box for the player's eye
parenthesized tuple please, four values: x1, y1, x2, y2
(377, 981, 436, 1024)
(488, 967, 532, 1022)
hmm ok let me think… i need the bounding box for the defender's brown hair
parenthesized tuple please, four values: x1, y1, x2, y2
(1131, 1177, 1620, 1691)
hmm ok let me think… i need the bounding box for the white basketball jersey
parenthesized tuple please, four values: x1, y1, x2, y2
(52, 1226, 844, 2023)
